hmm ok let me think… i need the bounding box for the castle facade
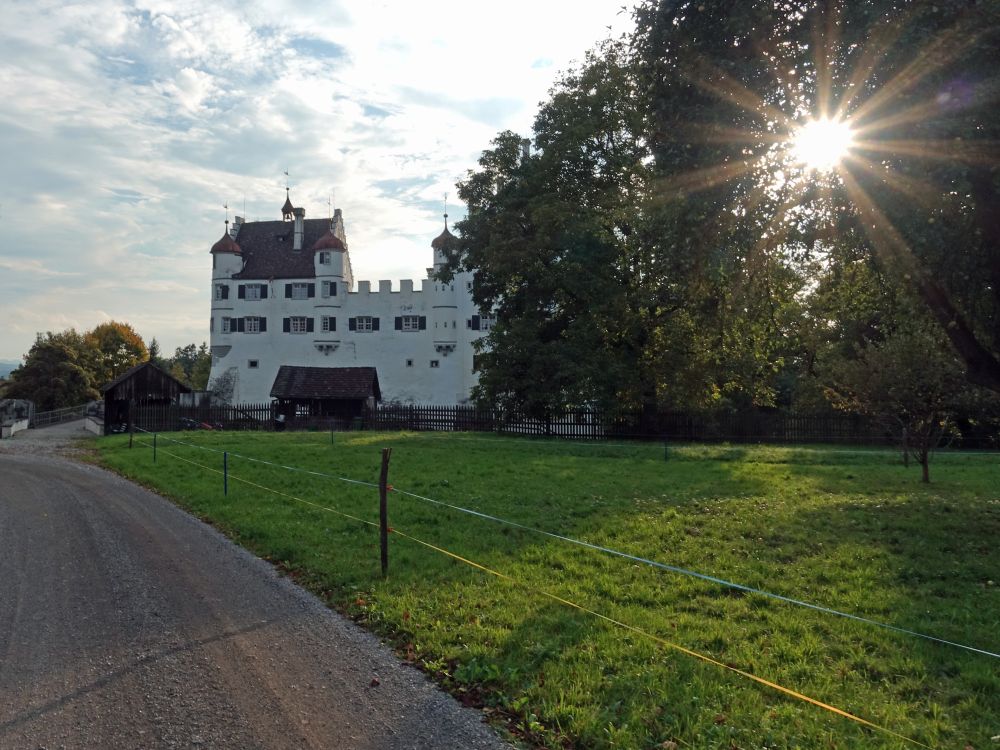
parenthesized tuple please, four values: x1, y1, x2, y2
(208, 193, 488, 404)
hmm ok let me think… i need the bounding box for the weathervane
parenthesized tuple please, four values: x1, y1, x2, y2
(443, 192, 449, 228)
(223, 201, 230, 227)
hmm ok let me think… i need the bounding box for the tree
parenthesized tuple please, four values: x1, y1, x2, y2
(633, 0, 1000, 394)
(452, 41, 655, 416)
(822, 317, 981, 482)
(85, 321, 147, 387)
(147, 337, 167, 369)
(166, 342, 211, 389)
(5, 331, 99, 410)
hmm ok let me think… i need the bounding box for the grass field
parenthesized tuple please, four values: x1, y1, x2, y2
(93, 431, 1000, 749)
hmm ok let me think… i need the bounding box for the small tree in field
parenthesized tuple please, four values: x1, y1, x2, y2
(824, 321, 979, 482)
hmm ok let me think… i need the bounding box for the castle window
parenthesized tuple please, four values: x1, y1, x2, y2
(319, 251, 331, 265)
(245, 316, 262, 334)
(480, 316, 495, 332)
(244, 284, 262, 301)
(214, 283, 229, 301)
(210, 318, 214, 333)
(321, 280, 337, 297)
(405, 359, 414, 367)
(321, 315, 336, 332)
(396, 315, 424, 332)
(290, 316, 309, 333)
(221, 317, 232, 333)
(284, 282, 315, 299)
(248, 360, 259, 369)
(430, 360, 440, 368)
(351, 316, 378, 332)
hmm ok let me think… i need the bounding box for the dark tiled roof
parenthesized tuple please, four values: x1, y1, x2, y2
(270, 366, 381, 401)
(232, 219, 332, 279)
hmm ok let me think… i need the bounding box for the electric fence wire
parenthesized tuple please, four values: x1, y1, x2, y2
(129, 428, 1000, 660)
(128, 436, 929, 748)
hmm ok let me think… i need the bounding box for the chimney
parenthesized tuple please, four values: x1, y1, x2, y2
(521, 138, 531, 161)
(293, 207, 305, 250)
(231, 216, 243, 238)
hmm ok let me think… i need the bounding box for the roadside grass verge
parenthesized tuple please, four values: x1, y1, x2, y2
(93, 431, 1000, 749)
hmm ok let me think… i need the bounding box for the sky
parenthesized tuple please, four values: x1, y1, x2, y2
(0, 0, 636, 362)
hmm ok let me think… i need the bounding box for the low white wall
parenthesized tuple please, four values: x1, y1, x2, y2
(0, 419, 30, 439)
(85, 416, 104, 435)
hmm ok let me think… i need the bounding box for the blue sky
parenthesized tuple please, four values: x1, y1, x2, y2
(0, 0, 635, 361)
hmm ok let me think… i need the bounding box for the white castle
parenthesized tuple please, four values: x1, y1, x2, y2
(208, 191, 489, 405)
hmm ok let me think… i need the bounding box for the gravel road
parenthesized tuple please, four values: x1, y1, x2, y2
(0, 428, 512, 749)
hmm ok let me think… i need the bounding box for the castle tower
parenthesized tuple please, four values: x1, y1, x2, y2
(430, 213, 459, 275)
(210, 220, 242, 278)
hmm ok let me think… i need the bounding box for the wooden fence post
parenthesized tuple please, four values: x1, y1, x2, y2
(153, 433, 157, 463)
(379, 447, 392, 577)
(129, 403, 134, 449)
(223, 451, 228, 495)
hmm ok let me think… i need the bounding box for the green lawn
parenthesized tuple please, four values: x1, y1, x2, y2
(93, 431, 1000, 749)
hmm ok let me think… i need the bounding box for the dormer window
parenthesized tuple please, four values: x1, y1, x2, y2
(319, 251, 331, 265)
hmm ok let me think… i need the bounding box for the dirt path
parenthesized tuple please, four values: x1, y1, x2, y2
(0, 440, 512, 749)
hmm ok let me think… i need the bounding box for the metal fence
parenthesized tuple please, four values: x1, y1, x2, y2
(30, 402, 95, 428)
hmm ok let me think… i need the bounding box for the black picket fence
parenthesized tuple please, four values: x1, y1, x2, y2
(364, 404, 897, 445)
(129, 401, 998, 448)
(133, 403, 275, 433)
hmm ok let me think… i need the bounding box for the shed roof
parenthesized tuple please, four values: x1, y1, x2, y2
(232, 218, 333, 280)
(270, 366, 381, 401)
(101, 361, 192, 400)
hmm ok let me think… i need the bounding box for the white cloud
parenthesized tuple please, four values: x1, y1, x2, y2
(0, 0, 636, 359)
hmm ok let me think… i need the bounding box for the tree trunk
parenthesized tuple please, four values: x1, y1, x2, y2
(921, 456, 930, 483)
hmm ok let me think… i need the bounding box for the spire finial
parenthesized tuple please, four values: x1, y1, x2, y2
(284, 169, 289, 192)
(223, 201, 230, 227)
(443, 192, 449, 229)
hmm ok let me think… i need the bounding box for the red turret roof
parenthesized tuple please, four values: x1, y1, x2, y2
(312, 229, 346, 251)
(281, 194, 294, 216)
(210, 228, 241, 254)
(431, 226, 458, 250)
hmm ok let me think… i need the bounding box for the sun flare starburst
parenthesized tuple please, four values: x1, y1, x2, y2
(791, 118, 855, 172)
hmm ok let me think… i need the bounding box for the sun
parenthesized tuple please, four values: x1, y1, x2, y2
(790, 117, 855, 172)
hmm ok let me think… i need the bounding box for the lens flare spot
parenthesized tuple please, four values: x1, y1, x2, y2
(791, 118, 855, 171)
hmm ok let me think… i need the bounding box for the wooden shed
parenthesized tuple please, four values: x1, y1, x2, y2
(270, 366, 380, 426)
(101, 362, 191, 435)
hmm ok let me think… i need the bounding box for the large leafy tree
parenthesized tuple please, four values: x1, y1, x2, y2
(85, 321, 148, 386)
(5, 331, 99, 410)
(633, 0, 1000, 393)
(453, 41, 655, 416)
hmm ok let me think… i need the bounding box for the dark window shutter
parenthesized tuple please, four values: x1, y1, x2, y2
(283, 318, 290, 333)
(237, 317, 245, 333)
(330, 317, 336, 332)
(259, 283, 267, 297)
(394, 317, 402, 330)
(306, 317, 314, 333)
(307, 283, 315, 298)
(259, 317, 267, 332)
(330, 282, 337, 296)
(372, 317, 380, 331)
(419, 316, 426, 330)
(348, 317, 356, 331)
(466, 319, 471, 329)
(222, 285, 230, 300)
(237, 285, 245, 299)
(471, 315, 480, 331)
(285, 283, 292, 298)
